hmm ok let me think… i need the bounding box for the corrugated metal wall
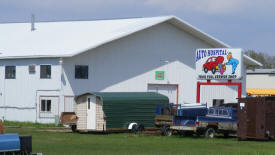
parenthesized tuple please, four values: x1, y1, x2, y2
(103, 101, 165, 129)
(99, 92, 169, 129)
(238, 97, 275, 140)
(64, 96, 75, 112)
(200, 85, 238, 107)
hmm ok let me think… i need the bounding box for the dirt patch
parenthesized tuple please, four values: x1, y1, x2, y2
(37, 128, 72, 133)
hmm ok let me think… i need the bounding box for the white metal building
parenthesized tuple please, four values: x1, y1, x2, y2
(247, 69, 275, 89)
(0, 16, 261, 123)
(246, 69, 275, 96)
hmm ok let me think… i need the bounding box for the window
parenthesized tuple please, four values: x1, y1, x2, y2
(218, 110, 223, 115)
(5, 66, 16, 79)
(215, 109, 219, 115)
(75, 65, 88, 79)
(208, 109, 214, 115)
(41, 99, 51, 112)
(222, 110, 228, 116)
(40, 65, 51, 79)
(28, 64, 36, 73)
(88, 98, 90, 110)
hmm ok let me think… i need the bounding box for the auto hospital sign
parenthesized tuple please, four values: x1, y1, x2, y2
(195, 48, 243, 80)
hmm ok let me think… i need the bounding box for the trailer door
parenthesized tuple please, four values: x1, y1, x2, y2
(87, 96, 96, 130)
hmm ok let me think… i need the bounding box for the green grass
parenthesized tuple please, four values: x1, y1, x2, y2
(5, 127, 275, 155)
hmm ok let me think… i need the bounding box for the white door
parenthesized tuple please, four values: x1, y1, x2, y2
(87, 96, 96, 130)
(200, 85, 238, 107)
(148, 84, 177, 104)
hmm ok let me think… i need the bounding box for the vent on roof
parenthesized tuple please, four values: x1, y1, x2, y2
(31, 14, 36, 31)
(29, 64, 36, 73)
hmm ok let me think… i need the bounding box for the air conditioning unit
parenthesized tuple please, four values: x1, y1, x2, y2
(29, 64, 36, 73)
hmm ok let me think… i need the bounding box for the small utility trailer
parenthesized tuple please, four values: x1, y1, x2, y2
(61, 92, 169, 133)
(238, 97, 275, 140)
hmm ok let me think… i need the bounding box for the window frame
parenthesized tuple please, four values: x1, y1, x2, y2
(41, 99, 52, 112)
(5, 66, 16, 79)
(40, 64, 51, 79)
(75, 65, 89, 79)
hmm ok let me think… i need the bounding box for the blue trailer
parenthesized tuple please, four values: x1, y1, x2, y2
(0, 132, 33, 155)
(0, 134, 20, 152)
(0, 133, 33, 154)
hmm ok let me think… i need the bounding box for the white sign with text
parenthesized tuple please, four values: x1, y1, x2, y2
(196, 48, 243, 80)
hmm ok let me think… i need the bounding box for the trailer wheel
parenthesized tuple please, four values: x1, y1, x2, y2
(131, 124, 138, 133)
(131, 124, 144, 134)
(161, 126, 172, 136)
(205, 128, 215, 138)
(71, 125, 77, 133)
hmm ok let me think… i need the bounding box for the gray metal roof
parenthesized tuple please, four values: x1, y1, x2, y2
(247, 69, 275, 74)
(0, 16, 262, 66)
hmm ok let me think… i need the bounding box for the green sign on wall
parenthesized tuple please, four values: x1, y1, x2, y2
(155, 71, 165, 80)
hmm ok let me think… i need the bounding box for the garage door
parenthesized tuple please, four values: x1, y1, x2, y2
(148, 84, 178, 104)
(200, 85, 238, 108)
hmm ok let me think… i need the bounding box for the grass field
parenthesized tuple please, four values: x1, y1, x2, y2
(5, 127, 275, 155)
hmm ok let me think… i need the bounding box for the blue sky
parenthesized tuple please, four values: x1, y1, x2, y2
(1, 0, 274, 56)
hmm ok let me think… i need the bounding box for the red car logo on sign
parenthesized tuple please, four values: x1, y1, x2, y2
(203, 56, 226, 74)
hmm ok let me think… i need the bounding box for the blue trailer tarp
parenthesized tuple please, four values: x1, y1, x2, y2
(0, 133, 20, 152)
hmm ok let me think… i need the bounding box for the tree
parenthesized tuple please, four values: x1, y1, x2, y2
(244, 50, 275, 69)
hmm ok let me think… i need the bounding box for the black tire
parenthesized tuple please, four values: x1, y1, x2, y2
(131, 124, 138, 134)
(161, 126, 172, 136)
(71, 125, 77, 133)
(205, 128, 215, 138)
(204, 68, 208, 73)
(211, 68, 216, 74)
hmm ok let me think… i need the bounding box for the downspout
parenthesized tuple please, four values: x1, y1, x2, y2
(59, 58, 64, 115)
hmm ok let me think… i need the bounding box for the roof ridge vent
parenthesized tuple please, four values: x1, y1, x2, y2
(31, 14, 36, 31)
